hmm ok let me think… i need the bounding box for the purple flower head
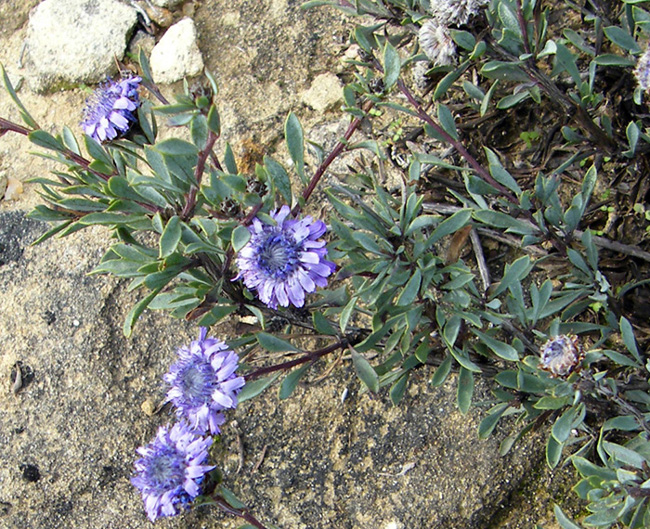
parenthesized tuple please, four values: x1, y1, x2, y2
(164, 327, 245, 435)
(81, 76, 141, 143)
(235, 205, 336, 309)
(131, 422, 214, 522)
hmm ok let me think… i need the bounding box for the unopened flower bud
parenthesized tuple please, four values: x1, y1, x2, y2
(539, 334, 584, 377)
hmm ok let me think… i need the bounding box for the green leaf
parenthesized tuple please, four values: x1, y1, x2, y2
(450, 30, 476, 51)
(156, 138, 199, 156)
(592, 54, 635, 66)
(603, 25, 641, 53)
(191, 114, 209, 150)
(264, 155, 292, 204)
(383, 42, 401, 89)
(490, 255, 531, 298)
(484, 148, 522, 194)
(238, 373, 281, 403)
(478, 402, 509, 438)
(279, 363, 311, 400)
(313, 312, 336, 336)
(555, 43, 582, 87)
(498, 0, 522, 37)
(546, 435, 563, 468)
(472, 330, 519, 361)
(159, 216, 182, 258)
(231, 225, 251, 253)
(425, 209, 471, 246)
(437, 104, 458, 140)
(553, 504, 583, 529)
(620, 316, 642, 363)
(496, 91, 530, 109)
(396, 269, 421, 306)
(552, 405, 580, 443)
(340, 297, 356, 334)
(433, 63, 469, 100)
(603, 441, 647, 469)
(256, 332, 299, 353)
(1, 63, 38, 128)
(207, 104, 220, 134)
(29, 130, 63, 151)
(198, 305, 238, 327)
(430, 355, 452, 386)
(123, 288, 161, 337)
(457, 367, 474, 414)
(285, 112, 305, 183)
(389, 372, 409, 405)
(219, 486, 247, 509)
(351, 348, 379, 393)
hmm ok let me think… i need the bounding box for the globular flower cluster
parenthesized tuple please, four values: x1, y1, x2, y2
(635, 45, 650, 92)
(164, 327, 245, 435)
(419, 21, 457, 67)
(132, 328, 245, 521)
(81, 76, 141, 143)
(235, 205, 336, 309)
(131, 422, 215, 522)
(539, 334, 585, 377)
(419, 0, 487, 66)
(428, 0, 488, 26)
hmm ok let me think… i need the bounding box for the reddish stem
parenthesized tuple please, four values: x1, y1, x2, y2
(245, 337, 354, 381)
(182, 130, 219, 220)
(212, 495, 268, 529)
(291, 99, 374, 217)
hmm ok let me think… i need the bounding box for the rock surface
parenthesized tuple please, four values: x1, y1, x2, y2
(150, 17, 204, 84)
(300, 72, 344, 113)
(151, 0, 184, 8)
(25, 0, 138, 92)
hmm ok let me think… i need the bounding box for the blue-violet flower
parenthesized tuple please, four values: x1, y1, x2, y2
(164, 327, 245, 435)
(131, 422, 214, 522)
(81, 76, 141, 142)
(235, 205, 336, 309)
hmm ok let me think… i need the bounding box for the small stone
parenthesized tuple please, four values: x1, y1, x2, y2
(150, 0, 184, 7)
(0, 172, 7, 199)
(19, 463, 41, 483)
(150, 18, 204, 84)
(141, 399, 156, 416)
(300, 73, 343, 113)
(128, 30, 155, 58)
(3, 176, 24, 201)
(26, 0, 138, 92)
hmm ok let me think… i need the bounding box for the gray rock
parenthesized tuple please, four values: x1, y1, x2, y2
(300, 73, 344, 113)
(25, 0, 138, 92)
(150, 0, 184, 8)
(150, 17, 204, 84)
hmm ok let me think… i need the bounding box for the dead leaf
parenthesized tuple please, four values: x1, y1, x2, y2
(446, 225, 472, 263)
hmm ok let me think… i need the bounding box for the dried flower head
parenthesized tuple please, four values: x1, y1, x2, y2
(428, 0, 488, 26)
(539, 334, 584, 377)
(635, 45, 650, 92)
(419, 20, 457, 66)
(235, 205, 336, 309)
(164, 327, 245, 435)
(81, 76, 141, 143)
(131, 422, 214, 522)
